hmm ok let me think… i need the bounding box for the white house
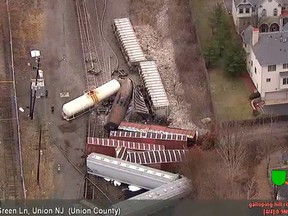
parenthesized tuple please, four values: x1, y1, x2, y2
(232, 0, 288, 33)
(241, 27, 288, 104)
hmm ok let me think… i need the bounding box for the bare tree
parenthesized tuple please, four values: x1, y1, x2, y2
(216, 123, 248, 181)
(251, 13, 266, 28)
(245, 178, 257, 199)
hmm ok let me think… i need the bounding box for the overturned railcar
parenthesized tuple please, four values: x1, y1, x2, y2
(62, 79, 120, 121)
(137, 61, 170, 118)
(108, 177, 192, 216)
(86, 153, 180, 190)
(113, 18, 146, 68)
(104, 78, 133, 131)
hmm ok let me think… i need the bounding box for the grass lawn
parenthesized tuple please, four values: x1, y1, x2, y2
(210, 69, 253, 120)
(190, 0, 253, 120)
(190, 0, 222, 49)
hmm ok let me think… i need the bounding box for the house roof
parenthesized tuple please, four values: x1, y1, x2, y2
(234, 0, 285, 7)
(241, 25, 254, 44)
(242, 25, 288, 66)
(234, 0, 261, 7)
(252, 31, 288, 66)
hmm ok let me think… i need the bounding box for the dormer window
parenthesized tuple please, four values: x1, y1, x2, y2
(274, 8, 278, 16)
(239, 8, 244, 13)
(245, 8, 250, 13)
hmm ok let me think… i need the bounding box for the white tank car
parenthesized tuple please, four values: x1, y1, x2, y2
(62, 79, 121, 120)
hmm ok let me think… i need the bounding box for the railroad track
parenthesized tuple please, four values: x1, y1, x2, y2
(0, 86, 21, 199)
(0, 0, 24, 199)
(75, 0, 117, 89)
(93, 0, 119, 75)
(83, 176, 96, 200)
(75, 0, 114, 201)
(75, 0, 101, 89)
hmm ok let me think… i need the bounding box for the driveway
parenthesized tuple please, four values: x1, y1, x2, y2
(263, 104, 288, 116)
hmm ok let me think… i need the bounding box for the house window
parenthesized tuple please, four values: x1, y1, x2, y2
(243, 20, 246, 25)
(266, 78, 271, 82)
(252, 8, 255, 12)
(245, 8, 250, 13)
(268, 65, 276, 71)
(251, 60, 253, 66)
(239, 8, 244, 14)
(282, 7, 286, 10)
(273, 8, 278, 16)
(262, 9, 267, 16)
(283, 63, 288, 69)
(254, 67, 257, 74)
(283, 77, 288, 85)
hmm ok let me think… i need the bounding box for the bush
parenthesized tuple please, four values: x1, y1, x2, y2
(249, 92, 260, 100)
(253, 109, 260, 116)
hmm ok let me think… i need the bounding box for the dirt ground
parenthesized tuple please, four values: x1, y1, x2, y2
(7, 0, 287, 202)
(8, 0, 131, 202)
(130, 0, 213, 135)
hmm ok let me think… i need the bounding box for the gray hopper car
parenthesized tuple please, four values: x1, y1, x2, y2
(113, 18, 146, 67)
(86, 153, 180, 190)
(137, 61, 170, 118)
(107, 177, 192, 216)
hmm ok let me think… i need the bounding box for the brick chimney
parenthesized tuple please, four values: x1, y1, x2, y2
(252, 28, 259, 46)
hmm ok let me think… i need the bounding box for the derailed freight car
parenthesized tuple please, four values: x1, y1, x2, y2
(86, 137, 165, 157)
(112, 18, 146, 68)
(104, 78, 133, 131)
(137, 61, 170, 118)
(86, 153, 180, 190)
(116, 146, 188, 170)
(62, 79, 120, 120)
(107, 177, 192, 216)
(119, 121, 199, 144)
(109, 131, 188, 149)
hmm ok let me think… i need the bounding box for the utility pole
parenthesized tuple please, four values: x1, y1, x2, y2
(37, 124, 42, 186)
(29, 50, 41, 120)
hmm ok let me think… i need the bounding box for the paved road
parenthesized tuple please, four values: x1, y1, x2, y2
(37, 0, 87, 199)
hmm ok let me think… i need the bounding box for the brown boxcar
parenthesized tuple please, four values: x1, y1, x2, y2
(115, 146, 188, 170)
(119, 121, 198, 144)
(86, 137, 165, 156)
(109, 131, 188, 149)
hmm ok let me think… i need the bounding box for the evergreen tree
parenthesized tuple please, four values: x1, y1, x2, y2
(209, 3, 225, 35)
(204, 38, 221, 67)
(223, 41, 246, 76)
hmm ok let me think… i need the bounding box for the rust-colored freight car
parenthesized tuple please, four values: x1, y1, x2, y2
(86, 137, 165, 156)
(118, 121, 198, 145)
(115, 146, 188, 170)
(109, 131, 188, 149)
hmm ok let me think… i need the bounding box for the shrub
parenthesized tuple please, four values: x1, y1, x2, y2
(249, 92, 260, 100)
